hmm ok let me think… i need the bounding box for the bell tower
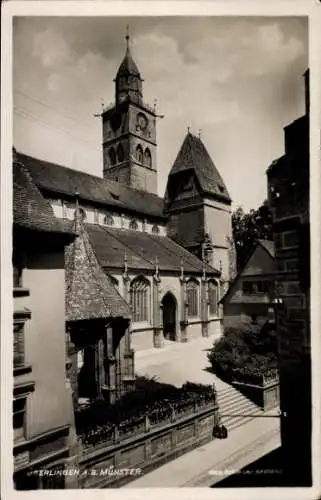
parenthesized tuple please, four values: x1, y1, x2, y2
(102, 31, 158, 194)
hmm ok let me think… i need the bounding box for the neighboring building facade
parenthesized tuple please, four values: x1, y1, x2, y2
(13, 153, 77, 489)
(267, 69, 311, 486)
(14, 34, 233, 351)
(220, 239, 275, 328)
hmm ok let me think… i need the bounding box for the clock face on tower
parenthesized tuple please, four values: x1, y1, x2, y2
(136, 113, 148, 132)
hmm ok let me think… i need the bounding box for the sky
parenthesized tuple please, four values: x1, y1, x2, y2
(13, 16, 308, 211)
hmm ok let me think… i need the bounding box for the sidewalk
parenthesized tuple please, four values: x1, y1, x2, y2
(124, 410, 281, 488)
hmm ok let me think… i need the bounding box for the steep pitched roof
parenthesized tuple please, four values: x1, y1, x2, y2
(258, 239, 275, 259)
(65, 205, 130, 322)
(220, 239, 275, 304)
(17, 152, 165, 220)
(13, 154, 74, 236)
(116, 43, 141, 78)
(167, 132, 231, 203)
(86, 224, 220, 276)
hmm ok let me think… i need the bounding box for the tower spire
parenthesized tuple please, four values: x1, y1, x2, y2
(125, 25, 130, 51)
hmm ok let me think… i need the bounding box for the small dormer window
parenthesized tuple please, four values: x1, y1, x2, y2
(218, 185, 224, 193)
(152, 224, 160, 234)
(129, 219, 138, 231)
(79, 208, 86, 221)
(181, 177, 192, 192)
(104, 215, 114, 226)
(62, 201, 68, 219)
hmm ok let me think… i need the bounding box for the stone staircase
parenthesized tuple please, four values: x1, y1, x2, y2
(217, 384, 265, 432)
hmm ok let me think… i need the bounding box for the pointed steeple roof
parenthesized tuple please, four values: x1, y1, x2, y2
(116, 31, 141, 78)
(167, 132, 231, 203)
(115, 30, 143, 104)
(65, 200, 130, 322)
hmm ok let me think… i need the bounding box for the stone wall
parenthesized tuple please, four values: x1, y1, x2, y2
(232, 371, 280, 411)
(77, 401, 219, 488)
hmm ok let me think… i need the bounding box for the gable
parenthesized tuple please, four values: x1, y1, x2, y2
(241, 244, 275, 277)
(220, 241, 275, 305)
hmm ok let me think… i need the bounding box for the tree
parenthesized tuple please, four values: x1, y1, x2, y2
(232, 200, 273, 271)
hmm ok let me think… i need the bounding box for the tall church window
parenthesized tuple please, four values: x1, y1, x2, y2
(117, 144, 124, 163)
(187, 278, 199, 317)
(144, 148, 152, 168)
(208, 280, 218, 315)
(130, 276, 150, 322)
(109, 147, 116, 166)
(136, 145, 143, 164)
(104, 215, 114, 226)
(129, 219, 138, 231)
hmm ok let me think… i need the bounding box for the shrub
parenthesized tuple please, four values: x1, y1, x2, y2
(207, 320, 278, 381)
(75, 376, 214, 439)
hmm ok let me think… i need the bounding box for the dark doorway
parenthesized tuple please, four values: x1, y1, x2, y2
(162, 292, 177, 341)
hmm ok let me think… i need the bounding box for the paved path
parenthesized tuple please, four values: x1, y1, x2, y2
(134, 336, 230, 391)
(125, 408, 280, 488)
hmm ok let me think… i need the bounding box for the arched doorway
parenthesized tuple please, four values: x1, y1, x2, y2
(162, 292, 177, 341)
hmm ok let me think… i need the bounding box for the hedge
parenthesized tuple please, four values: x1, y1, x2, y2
(207, 320, 278, 381)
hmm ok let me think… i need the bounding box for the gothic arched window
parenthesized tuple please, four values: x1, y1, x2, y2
(186, 278, 199, 317)
(130, 276, 150, 323)
(104, 215, 114, 226)
(144, 148, 152, 168)
(129, 219, 138, 231)
(208, 280, 218, 315)
(117, 144, 124, 163)
(152, 224, 160, 234)
(108, 147, 116, 166)
(136, 145, 143, 164)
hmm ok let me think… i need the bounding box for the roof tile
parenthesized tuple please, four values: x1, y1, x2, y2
(166, 132, 231, 203)
(86, 224, 220, 275)
(13, 157, 74, 236)
(65, 207, 130, 322)
(17, 152, 165, 219)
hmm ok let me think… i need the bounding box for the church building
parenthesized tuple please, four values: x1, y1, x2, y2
(15, 34, 234, 352)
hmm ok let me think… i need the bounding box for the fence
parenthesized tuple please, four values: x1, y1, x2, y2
(75, 398, 219, 488)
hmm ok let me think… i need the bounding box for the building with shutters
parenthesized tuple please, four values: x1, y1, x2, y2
(14, 33, 234, 352)
(267, 69, 311, 486)
(13, 154, 77, 489)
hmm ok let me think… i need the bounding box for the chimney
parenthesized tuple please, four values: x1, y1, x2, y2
(303, 69, 309, 116)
